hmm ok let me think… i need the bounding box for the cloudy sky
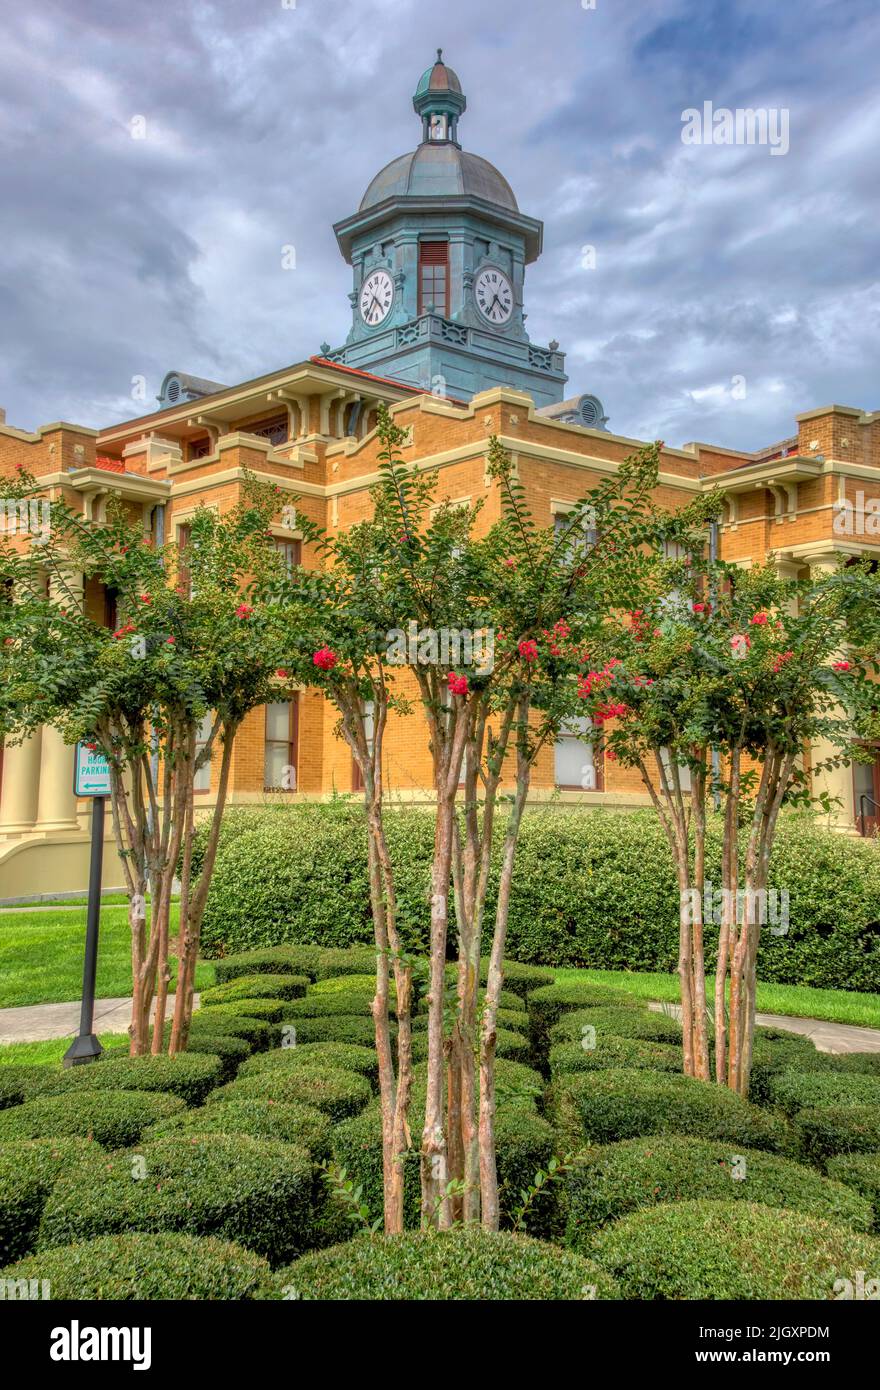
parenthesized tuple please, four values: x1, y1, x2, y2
(1, 0, 877, 450)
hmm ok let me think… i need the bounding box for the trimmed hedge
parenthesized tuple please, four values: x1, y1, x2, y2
(552, 1070, 785, 1152)
(178, 1033, 251, 1082)
(199, 974, 310, 1007)
(207, 1066, 371, 1121)
(30, 1054, 224, 1108)
(238, 1043, 379, 1086)
(184, 1012, 272, 1050)
(410, 1027, 531, 1066)
(196, 805, 880, 991)
(549, 1036, 683, 1076)
(791, 1106, 880, 1166)
(1, 1232, 275, 1300)
(278, 1228, 618, 1300)
(588, 1200, 880, 1300)
(826, 1154, 880, 1231)
(550, 1006, 683, 1047)
(0, 1067, 47, 1110)
(144, 1097, 333, 1158)
(765, 1071, 880, 1118)
(0, 1091, 185, 1148)
(0, 1138, 97, 1263)
(272, 1016, 378, 1048)
(213, 946, 322, 984)
(331, 1099, 557, 1235)
(749, 1037, 824, 1104)
(311, 948, 379, 980)
(562, 1136, 873, 1248)
(196, 997, 285, 1024)
(37, 1134, 315, 1266)
(794, 1051, 880, 1077)
(481, 959, 556, 999)
(281, 992, 374, 1019)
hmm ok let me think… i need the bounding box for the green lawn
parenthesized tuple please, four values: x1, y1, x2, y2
(554, 968, 880, 1031)
(0, 1035, 129, 1067)
(0, 905, 215, 1009)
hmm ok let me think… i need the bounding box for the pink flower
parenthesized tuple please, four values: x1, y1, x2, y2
(447, 672, 469, 697)
(236, 603, 253, 620)
(772, 650, 794, 674)
(166, 636, 175, 645)
(503, 556, 518, 569)
(313, 647, 337, 672)
(730, 633, 751, 659)
(553, 618, 571, 640)
(833, 660, 851, 672)
(692, 602, 708, 614)
(276, 668, 289, 679)
(140, 594, 151, 604)
(750, 611, 769, 626)
(518, 638, 538, 662)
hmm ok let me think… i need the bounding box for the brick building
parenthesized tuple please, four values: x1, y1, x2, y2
(1, 56, 879, 898)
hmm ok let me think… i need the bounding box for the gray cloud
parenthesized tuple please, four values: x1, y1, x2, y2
(0, 0, 877, 451)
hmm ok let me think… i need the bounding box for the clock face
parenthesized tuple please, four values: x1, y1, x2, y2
(359, 269, 394, 327)
(474, 266, 514, 325)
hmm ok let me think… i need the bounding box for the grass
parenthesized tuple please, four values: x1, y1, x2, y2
(554, 968, 880, 1031)
(0, 1035, 128, 1066)
(0, 905, 215, 1009)
(0, 892, 138, 909)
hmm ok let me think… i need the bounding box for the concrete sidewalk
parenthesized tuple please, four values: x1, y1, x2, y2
(647, 1001, 880, 1054)
(0, 993, 200, 1045)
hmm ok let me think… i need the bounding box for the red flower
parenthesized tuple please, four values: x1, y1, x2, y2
(692, 602, 706, 614)
(276, 668, 289, 679)
(140, 594, 151, 604)
(553, 618, 571, 640)
(503, 556, 518, 569)
(518, 638, 538, 662)
(236, 603, 253, 620)
(772, 650, 794, 674)
(833, 660, 851, 672)
(447, 672, 469, 697)
(166, 636, 175, 645)
(313, 646, 337, 672)
(750, 611, 769, 626)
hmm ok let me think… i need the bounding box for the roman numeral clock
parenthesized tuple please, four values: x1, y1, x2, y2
(325, 52, 569, 410)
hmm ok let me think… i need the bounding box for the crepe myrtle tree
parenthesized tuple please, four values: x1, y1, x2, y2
(575, 539, 880, 1096)
(0, 466, 285, 1054)
(355, 406, 666, 1227)
(266, 519, 418, 1235)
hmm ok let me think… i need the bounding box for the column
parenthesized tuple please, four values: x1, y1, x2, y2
(0, 729, 43, 834)
(805, 553, 856, 832)
(34, 725, 80, 832)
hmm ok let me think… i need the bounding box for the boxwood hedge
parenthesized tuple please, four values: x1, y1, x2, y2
(0, 1138, 98, 1263)
(562, 1135, 873, 1248)
(0, 1068, 47, 1110)
(37, 1134, 315, 1266)
(178, 1033, 251, 1082)
(199, 974, 310, 1007)
(207, 1066, 371, 1121)
(826, 1154, 880, 1230)
(765, 1071, 880, 1118)
(281, 992, 374, 1019)
(195, 804, 880, 991)
(0, 1091, 185, 1148)
(277, 1229, 619, 1300)
(30, 1054, 224, 1108)
(238, 1043, 378, 1086)
(552, 1070, 785, 1151)
(273, 1016, 379, 1048)
(213, 946, 322, 984)
(410, 1027, 531, 1065)
(550, 1006, 683, 1047)
(1, 1232, 275, 1301)
(144, 1097, 333, 1158)
(549, 1036, 684, 1076)
(197, 997, 286, 1024)
(184, 1012, 272, 1050)
(481, 960, 556, 999)
(588, 1199, 880, 1300)
(791, 1106, 880, 1166)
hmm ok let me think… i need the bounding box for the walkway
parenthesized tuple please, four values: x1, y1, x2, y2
(647, 1001, 880, 1054)
(0, 993, 200, 1045)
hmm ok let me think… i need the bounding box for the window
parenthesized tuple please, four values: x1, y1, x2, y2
(555, 717, 602, 790)
(351, 700, 375, 792)
(194, 713, 213, 793)
(188, 437, 212, 461)
(419, 242, 448, 316)
(554, 508, 598, 556)
(273, 537, 302, 574)
(264, 698, 299, 792)
(103, 585, 118, 630)
(246, 414, 289, 447)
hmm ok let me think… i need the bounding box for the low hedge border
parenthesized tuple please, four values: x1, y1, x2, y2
(277, 1229, 619, 1300)
(790, 1106, 880, 1166)
(826, 1154, 880, 1231)
(270, 1016, 379, 1048)
(552, 1069, 785, 1152)
(184, 1012, 272, 1050)
(480, 960, 556, 999)
(1, 1232, 276, 1300)
(143, 1096, 333, 1158)
(587, 1199, 880, 1300)
(561, 1135, 873, 1249)
(410, 1027, 531, 1066)
(36, 1135, 315, 1266)
(207, 1066, 372, 1122)
(238, 1043, 379, 1086)
(213, 946, 322, 984)
(28, 1054, 224, 1108)
(178, 1034, 251, 1082)
(765, 1071, 880, 1118)
(549, 1006, 683, 1048)
(0, 1138, 98, 1263)
(549, 1036, 683, 1077)
(200, 973, 310, 1008)
(0, 1091, 185, 1148)
(196, 998, 286, 1024)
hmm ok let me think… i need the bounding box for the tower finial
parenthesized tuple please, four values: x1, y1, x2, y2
(436, 48, 443, 63)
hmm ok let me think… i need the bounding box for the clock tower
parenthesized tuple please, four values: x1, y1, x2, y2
(323, 52, 567, 407)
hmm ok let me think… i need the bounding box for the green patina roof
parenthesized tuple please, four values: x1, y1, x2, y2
(415, 51, 462, 97)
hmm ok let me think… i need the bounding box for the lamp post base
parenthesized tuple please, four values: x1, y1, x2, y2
(63, 1033, 104, 1067)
